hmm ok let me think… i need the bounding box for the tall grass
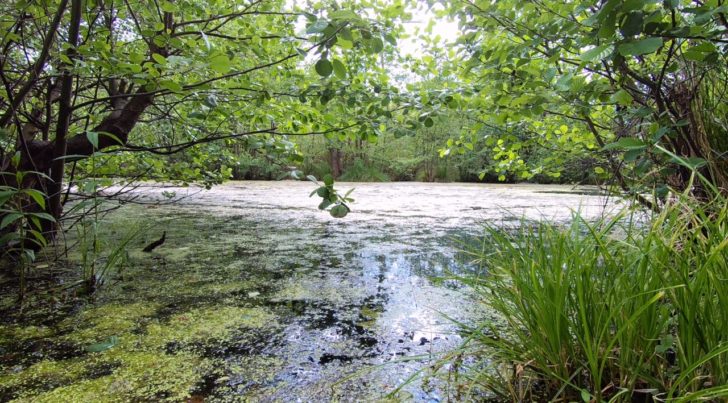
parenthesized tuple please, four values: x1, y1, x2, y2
(454, 191, 728, 401)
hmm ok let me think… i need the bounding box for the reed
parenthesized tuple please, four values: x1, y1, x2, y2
(453, 190, 728, 401)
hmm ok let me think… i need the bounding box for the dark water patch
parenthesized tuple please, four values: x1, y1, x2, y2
(84, 360, 121, 379)
(319, 353, 355, 364)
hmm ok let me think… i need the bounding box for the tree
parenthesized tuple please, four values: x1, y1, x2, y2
(444, 0, 728, 205)
(0, 0, 406, 256)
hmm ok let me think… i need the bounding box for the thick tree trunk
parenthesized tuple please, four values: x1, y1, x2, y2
(48, 0, 82, 220)
(0, 90, 155, 252)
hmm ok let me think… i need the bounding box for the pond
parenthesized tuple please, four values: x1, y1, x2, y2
(0, 181, 616, 402)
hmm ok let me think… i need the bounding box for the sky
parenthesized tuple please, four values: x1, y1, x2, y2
(400, 2, 460, 56)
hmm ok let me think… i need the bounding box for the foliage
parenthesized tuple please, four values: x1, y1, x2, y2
(453, 188, 728, 401)
(441, 0, 728, 201)
(0, 0, 410, 258)
(307, 174, 354, 218)
(0, 160, 56, 298)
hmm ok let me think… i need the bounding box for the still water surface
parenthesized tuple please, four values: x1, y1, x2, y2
(0, 181, 615, 401)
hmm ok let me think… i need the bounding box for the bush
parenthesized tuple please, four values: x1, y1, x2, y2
(339, 159, 390, 182)
(452, 191, 728, 402)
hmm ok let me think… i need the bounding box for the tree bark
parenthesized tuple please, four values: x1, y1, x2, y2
(329, 147, 342, 178)
(48, 0, 83, 220)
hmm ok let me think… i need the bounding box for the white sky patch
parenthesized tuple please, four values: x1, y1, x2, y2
(400, 2, 460, 56)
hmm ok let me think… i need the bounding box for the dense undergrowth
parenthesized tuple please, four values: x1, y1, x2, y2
(452, 189, 728, 402)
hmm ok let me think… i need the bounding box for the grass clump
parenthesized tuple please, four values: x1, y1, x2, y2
(454, 191, 728, 402)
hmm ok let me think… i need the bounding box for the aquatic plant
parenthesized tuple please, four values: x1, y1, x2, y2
(8, 351, 207, 403)
(0, 300, 275, 401)
(0, 163, 56, 301)
(451, 188, 728, 401)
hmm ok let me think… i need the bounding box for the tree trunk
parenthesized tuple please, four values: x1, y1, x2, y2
(48, 0, 83, 220)
(329, 147, 343, 178)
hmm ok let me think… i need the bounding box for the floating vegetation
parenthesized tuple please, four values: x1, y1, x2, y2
(1, 182, 604, 400)
(144, 306, 275, 349)
(10, 351, 207, 402)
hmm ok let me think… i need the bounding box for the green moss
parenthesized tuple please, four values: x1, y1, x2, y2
(59, 302, 159, 345)
(0, 359, 89, 398)
(271, 277, 366, 305)
(12, 352, 207, 403)
(0, 325, 53, 344)
(144, 306, 274, 349)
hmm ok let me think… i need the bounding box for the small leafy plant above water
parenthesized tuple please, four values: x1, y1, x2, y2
(308, 174, 354, 218)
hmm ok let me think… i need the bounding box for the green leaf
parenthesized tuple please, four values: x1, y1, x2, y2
(370, 37, 384, 53)
(152, 53, 167, 65)
(610, 89, 633, 106)
(340, 27, 353, 42)
(0, 190, 16, 206)
(624, 148, 644, 162)
(27, 229, 47, 247)
(0, 213, 23, 230)
(306, 19, 329, 34)
(618, 37, 663, 56)
(332, 59, 346, 79)
(329, 10, 359, 21)
(318, 200, 333, 210)
(160, 1, 178, 13)
(86, 131, 99, 149)
(672, 156, 707, 169)
(23, 189, 46, 209)
(160, 80, 183, 93)
(580, 389, 591, 402)
(99, 131, 123, 145)
(315, 59, 333, 77)
(619, 11, 644, 37)
(580, 44, 614, 62)
(316, 186, 329, 198)
(27, 212, 56, 222)
(329, 204, 349, 218)
(323, 174, 334, 186)
(424, 117, 434, 127)
(209, 55, 231, 74)
(603, 137, 647, 150)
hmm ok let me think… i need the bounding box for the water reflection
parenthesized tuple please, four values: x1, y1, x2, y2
(0, 182, 613, 401)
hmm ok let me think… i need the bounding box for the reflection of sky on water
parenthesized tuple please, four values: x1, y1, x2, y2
(107, 181, 614, 400)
